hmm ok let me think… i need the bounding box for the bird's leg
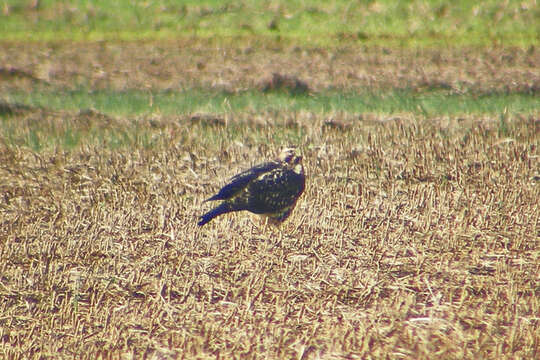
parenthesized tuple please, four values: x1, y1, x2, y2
(247, 216, 259, 239)
(247, 215, 267, 243)
(258, 216, 282, 245)
(248, 217, 255, 239)
(274, 226, 284, 247)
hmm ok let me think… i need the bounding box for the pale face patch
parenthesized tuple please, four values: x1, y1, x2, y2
(293, 163, 303, 175)
(278, 148, 297, 163)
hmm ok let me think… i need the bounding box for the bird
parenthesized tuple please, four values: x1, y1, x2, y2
(198, 148, 305, 227)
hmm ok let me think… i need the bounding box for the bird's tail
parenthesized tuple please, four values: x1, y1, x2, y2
(198, 202, 233, 226)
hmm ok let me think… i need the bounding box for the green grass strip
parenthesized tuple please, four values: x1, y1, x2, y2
(0, 0, 537, 47)
(3, 88, 539, 117)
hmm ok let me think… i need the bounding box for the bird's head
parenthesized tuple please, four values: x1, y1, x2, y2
(278, 147, 303, 175)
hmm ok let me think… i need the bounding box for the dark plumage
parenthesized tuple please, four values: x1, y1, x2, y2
(198, 148, 305, 226)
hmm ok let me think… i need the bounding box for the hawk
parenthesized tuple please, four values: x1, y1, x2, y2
(198, 148, 305, 227)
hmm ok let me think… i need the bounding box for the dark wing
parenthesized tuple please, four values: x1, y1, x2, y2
(205, 161, 280, 202)
(243, 167, 305, 214)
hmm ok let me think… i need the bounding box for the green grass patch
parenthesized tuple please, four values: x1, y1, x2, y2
(3, 87, 539, 117)
(0, 112, 162, 151)
(0, 0, 537, 47)
(2, 87, 537, 150)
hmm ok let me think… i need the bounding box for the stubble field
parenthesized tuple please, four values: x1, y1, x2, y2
(1, 34, 539, 360)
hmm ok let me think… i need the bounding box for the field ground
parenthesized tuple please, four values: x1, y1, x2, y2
(1, 40, 538, 359)
(0, 1, 539, 359)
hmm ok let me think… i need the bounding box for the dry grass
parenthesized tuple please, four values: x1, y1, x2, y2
(1, 42, 538, 94)
(0, 42, 539, 359)
(0, 108, 538, 359)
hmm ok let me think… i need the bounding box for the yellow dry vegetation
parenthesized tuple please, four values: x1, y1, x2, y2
(0, 42, 539, 359)
(0, 108, 538, 359)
